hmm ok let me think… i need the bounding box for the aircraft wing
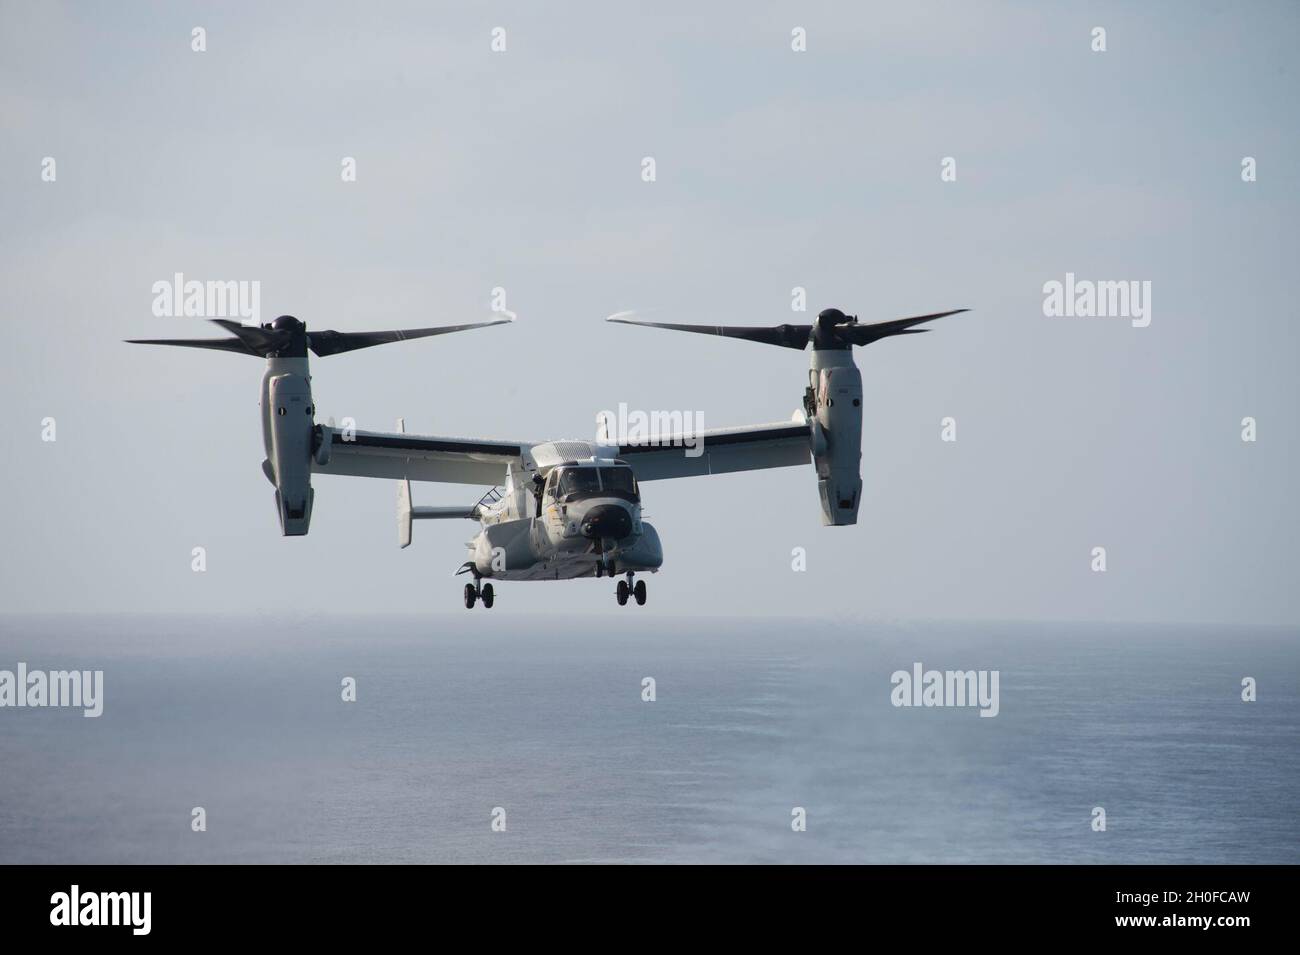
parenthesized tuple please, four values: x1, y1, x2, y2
(312, 426, 529, 486)
(617, 419, 811, 481)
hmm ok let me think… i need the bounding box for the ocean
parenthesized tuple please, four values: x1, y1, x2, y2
(0, 614, 1295, 864)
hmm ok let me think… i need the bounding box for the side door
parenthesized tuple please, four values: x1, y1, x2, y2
(542, 469, 566, 540)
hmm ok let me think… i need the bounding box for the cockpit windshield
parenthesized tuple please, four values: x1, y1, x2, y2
(549, 464, 640, 503)
(557, 468, 602, 500)
(599, 467, 638, 500)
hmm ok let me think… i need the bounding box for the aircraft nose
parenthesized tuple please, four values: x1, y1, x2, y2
(580, 503, 633, 540)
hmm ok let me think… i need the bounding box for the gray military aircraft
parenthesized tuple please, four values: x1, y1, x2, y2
(128, 306, 965, 607)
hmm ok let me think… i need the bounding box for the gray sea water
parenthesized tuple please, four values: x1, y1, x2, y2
(0, 614, 1295, 864)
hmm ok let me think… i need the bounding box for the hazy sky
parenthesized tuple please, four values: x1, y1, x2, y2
(2, 1, 1297, 624)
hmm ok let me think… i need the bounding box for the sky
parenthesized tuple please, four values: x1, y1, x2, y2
(1, 0, 1297, 624)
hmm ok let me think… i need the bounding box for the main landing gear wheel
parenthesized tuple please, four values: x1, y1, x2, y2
(616, 574, 647, 607)
(464, 580, 495, 609)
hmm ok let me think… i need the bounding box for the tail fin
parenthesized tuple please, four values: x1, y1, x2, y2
(397, 418, 415, 547)
(595, 411, 617, 456)
(398, 478, 415, 548)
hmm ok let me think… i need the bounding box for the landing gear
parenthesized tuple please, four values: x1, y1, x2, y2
(616, 573, 647, 607)
(464, 580, 495, 609)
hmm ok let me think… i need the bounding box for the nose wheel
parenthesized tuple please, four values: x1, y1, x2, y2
(463, 581, 495, 609)
(616, 574, 647, 607)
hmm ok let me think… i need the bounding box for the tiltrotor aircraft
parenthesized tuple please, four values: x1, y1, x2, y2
(127, 306, 965, 607)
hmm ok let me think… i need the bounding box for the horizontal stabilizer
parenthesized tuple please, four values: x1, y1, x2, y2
(413, 506, 479, 519)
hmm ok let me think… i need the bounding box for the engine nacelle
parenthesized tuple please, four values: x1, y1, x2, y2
(809, 352, 862, 526)
(262, 361, 315, 536)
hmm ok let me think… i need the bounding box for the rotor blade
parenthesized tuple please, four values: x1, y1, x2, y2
(209, 319, 285, 355)
(606, 317, 812, 350)
(834, 308, 968, 346)
(836, 308, 968, 344)
(124, 337, 262, 356)
(308, 319, 512, 357)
